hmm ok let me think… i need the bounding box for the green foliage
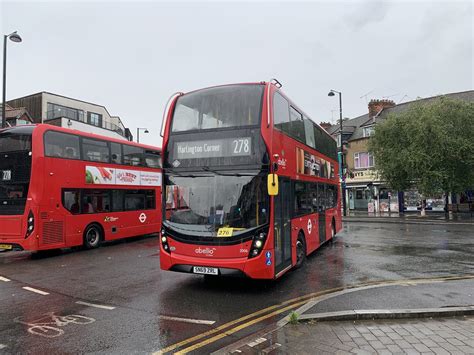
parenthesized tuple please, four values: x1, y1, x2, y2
(288, 310, 300, 325)
(368, 97, 474, 196)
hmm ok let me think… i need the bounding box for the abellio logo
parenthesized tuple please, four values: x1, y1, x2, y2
(195, 247, 216, 256)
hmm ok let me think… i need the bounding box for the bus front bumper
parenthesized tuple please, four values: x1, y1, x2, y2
(160, 250, 275, 279)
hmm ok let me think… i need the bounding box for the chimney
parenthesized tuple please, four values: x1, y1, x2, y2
(319, 121, 332, 132)
(368, 99, 395, 119)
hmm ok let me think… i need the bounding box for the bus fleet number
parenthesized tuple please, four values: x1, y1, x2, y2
(233, 139, 250, 155)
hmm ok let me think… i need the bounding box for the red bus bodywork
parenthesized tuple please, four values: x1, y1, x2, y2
(160, 82, 342, 279)
(0, 124, 162, 252)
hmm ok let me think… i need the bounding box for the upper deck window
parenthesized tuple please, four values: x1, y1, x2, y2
(171, 85, 264, 132)
(44, 131, 80, 159)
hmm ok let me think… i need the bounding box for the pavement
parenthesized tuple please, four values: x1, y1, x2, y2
(343, 211, 474, 225)
(219, 278, 474, 354)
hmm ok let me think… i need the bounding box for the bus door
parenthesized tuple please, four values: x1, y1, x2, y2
(318, 183, 326, 244)
(274, 177, 292, 274)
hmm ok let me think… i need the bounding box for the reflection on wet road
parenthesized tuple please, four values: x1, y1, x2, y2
(0, 222, 473, 353)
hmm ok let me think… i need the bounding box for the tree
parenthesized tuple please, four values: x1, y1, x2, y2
(368, 97, 474, 205)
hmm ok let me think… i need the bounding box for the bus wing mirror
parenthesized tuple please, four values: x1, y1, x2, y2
(267, 174, 279, 196)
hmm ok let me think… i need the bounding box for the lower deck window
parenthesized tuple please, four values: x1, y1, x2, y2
(62, 188, 156, 214)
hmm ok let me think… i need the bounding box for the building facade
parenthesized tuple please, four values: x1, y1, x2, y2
(0, 104, 34, 127)
(7, 92, 132, 141)
(328, 90, 474, 213)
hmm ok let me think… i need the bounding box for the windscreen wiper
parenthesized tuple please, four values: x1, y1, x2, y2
(201, 166, 254, 177)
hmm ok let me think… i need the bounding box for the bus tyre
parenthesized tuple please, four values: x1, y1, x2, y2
(331, 220, 336, 240)
(83, 224, 102, 249)
(295, 233, 306, 269)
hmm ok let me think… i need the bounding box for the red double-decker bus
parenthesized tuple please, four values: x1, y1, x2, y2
(160, 80, 342, 279)
(0, 124, 162, 252)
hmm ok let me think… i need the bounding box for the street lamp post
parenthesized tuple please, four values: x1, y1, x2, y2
(328, 89, 347, 216)
(136, 127, 149, 143)
(2, 31, 22, 128)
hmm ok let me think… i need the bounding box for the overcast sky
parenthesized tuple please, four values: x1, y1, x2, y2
(1, 0, 472, 146)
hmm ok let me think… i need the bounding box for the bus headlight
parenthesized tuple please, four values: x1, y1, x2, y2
(161, 229, 170, 254)
(25, 211, 34, 238)
(248, 231, 267, 259)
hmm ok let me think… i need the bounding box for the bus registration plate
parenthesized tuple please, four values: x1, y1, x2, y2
(0, 244, 12, 250)
(193, 266, 218, 275)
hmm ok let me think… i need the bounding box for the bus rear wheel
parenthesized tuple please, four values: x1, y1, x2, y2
(295, 234, 306, 269)
(83, 224, 102, 249)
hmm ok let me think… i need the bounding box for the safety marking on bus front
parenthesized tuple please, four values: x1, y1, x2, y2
(0, 276, 11, 282)
(22, 286, 49, 295)
(159, 316, 216, 325)
(75, 301, 115, 310)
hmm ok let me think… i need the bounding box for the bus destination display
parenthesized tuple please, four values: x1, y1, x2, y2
(174, 137, 252, 160)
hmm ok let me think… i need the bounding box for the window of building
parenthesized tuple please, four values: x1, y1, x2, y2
(44, 131, 80, 159)
(354, 152, 375, 169)
(82, 138, 110, 162)
(363, 126, 375, 137)
(123, 145, 144, 166)
(88, 112, 102, 127)
(46, 103, 84, 122)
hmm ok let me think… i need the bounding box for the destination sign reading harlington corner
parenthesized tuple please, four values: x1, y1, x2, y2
(174, 137, 252, 159)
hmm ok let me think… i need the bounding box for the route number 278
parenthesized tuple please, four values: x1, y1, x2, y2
(233, 139, 250, 154)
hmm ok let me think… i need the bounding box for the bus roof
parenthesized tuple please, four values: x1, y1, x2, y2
(1, 124, 161, 152)
(177, 81, 336, 143)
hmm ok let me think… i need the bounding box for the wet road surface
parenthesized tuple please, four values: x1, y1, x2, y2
(0, 222, 473, 353)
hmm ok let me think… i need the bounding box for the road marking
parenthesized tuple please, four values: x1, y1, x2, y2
(75, 301, 115, 310)
(22, 286, 49, 295)
(154, 297, 316, 354)
(247, 337, 266, 347)
(0, 276, 11, 282)
(159, 316, 215, 325)
(0, 344, 7, 350)
(261, 343, 281, 354)
(175, 299, 309, 354)
(156, 274, 474, 354)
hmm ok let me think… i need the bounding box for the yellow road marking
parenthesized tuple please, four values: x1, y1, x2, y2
(155, 287, 344, 354)
(155, 274, 474, 354)
(175, 299, 309, 354)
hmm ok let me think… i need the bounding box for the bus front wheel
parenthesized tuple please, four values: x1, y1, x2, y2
(295, 233, 306, 269)
(83, 224, 102, 249)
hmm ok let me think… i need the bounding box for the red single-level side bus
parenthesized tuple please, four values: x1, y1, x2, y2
(0, 124, 162, 252)
(159, 80, 342, 279)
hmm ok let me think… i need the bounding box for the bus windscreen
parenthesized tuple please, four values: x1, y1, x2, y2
(165, 171, 268, 237)
(171, 85, 264, 132)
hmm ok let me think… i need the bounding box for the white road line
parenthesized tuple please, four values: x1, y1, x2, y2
(158, 315, 215, 325)
(0, 276, 11, 282)
(22, 286, 49, 295)
(0, 344, 7, 350)
(75, 301, 115, 310)
(248, 338, 267, 347)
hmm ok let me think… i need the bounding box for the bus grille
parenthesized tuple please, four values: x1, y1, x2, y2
(40, 212, 49, 220)
(42, 221, 64, 245)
